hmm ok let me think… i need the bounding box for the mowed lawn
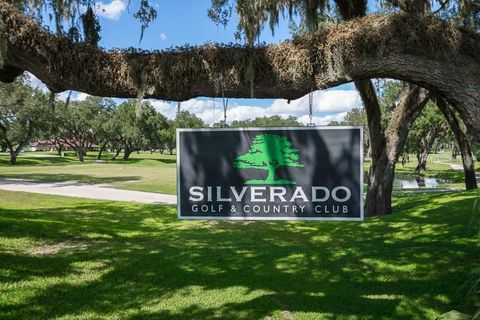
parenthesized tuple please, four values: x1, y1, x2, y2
(0, 190, 479, 319)
(1, 151, 478, 196)
(0, 152, 177, 195)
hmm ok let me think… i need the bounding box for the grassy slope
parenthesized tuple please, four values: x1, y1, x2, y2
(0, 190, 479, 319)
(0, 152, 177, 195)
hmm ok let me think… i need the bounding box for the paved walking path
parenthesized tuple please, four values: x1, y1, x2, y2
(0, 179, 176, 205)
(450, 163, 464, 171)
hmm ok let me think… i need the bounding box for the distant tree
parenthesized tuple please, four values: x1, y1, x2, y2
(0, 78, 51, 164)
(329, 108, 369, 156)
(230, 115, 300, 128)
(108, 100, 170, 160)
(93, 98, 116, 159)
(233, 134, 304, 185)
(211, 120, 229, 128)
(112, 100, 148, 160)
(0, 139, 7, 152)
(56, 96, 107, 162)
(175, 110, 205, 128)
(159, 120, 176, 155)
(404, 102, 449, 174)
(161, 110, 204, 155)
(143, 105, 169, 152)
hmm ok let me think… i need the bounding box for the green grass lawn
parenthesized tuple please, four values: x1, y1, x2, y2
(0, 190, 479, 319)
(1, 150, 477, 197)
(0, 151, 177, 194)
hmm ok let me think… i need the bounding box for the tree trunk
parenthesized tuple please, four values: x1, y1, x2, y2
(365, 152, 396, 216)
(9, 150, 18, 165)
(123, 145, 132, 161)
(415, 149, 429, 174)
(97, 142, 108, 160)
(414, 128, 442, 175)
(77, 148, 84, 162)
(54, 138, 63, 155)
(360, 82, 430, 216)
(436, 97, 478, 189)
(354, 79, 390, 216)
(112, 149, 121, 160)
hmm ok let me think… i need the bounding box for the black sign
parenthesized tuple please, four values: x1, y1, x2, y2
(177, 127, 363, 220)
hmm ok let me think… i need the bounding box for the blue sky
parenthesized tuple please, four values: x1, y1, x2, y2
(31, 0, 366, 125)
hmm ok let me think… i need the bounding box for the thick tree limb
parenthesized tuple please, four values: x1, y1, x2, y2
(354, 79, 383, 162)
(436, 96, 478, 190)
(1, 1, 480, 139)
(365, 84, 430, 216)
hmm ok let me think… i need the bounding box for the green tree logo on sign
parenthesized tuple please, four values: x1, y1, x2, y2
(233, 134, 304, 185)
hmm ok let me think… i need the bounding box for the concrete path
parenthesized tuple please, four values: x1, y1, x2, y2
(0, 179, 176, 205)
(450, 163, 464, 171)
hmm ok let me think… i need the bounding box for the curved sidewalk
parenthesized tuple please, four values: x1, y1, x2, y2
(0, 179, 176, 205)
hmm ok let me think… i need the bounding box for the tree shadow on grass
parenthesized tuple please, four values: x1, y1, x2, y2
(0, 173, 141, 185)
(0, 156, 76, 167)
(0, 153, 176, 167)
(0, 192, 479, 319)
(110, 158, 177, 165)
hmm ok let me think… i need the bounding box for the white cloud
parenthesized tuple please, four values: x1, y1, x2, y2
(150, 99, 269, 124)
(151, 88, 362, 126)
(297, 112, 348, 126)
(94, 0, 127, 20)
(160, 33, 168, 41)
(268, 90, 361, 115)
(26, 73, 48, 92)
(57, 91, 71, 101)
(74, 92, 90, 101)
(150, 100, 177, 119)
(24, 73, 357, 126)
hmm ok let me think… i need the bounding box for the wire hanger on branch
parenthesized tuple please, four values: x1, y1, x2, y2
(220, 74, 229, 127)
(307, 88, 315, 127)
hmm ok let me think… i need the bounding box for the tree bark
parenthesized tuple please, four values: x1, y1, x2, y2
(56, 142, 63, 155)
(97, 142, 108, 160)
(436, 97, 478, 189)
(354, 79, 389, 216)
(77, 147, 84, 162)
(1, 3, 480, 141)
(362, 83, 430, 216)
(123, 145, 132, 161)
(415, 148, 429, 174)
(9, 150, 18, 165)
(414, 128, 442, 175)
(112, 149, 121, 160)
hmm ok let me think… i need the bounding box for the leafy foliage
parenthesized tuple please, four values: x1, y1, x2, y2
(209, 0, 479, 47)
(55, 96, 108, 161)
(227, 115, 301, 128)
(11, 0, 157, 42)
(134, 0, 158, 43)
(0, 76, 52, 164)
(81, 6, 101, 46)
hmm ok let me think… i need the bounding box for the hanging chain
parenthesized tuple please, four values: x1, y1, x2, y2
(220, 73, 228, 127)
(308, 88, 315, 126)
(222, 96, 229, 125)
(176, 101, 181, 115)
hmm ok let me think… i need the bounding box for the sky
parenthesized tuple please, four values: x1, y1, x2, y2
(28, 0, 368, 125)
